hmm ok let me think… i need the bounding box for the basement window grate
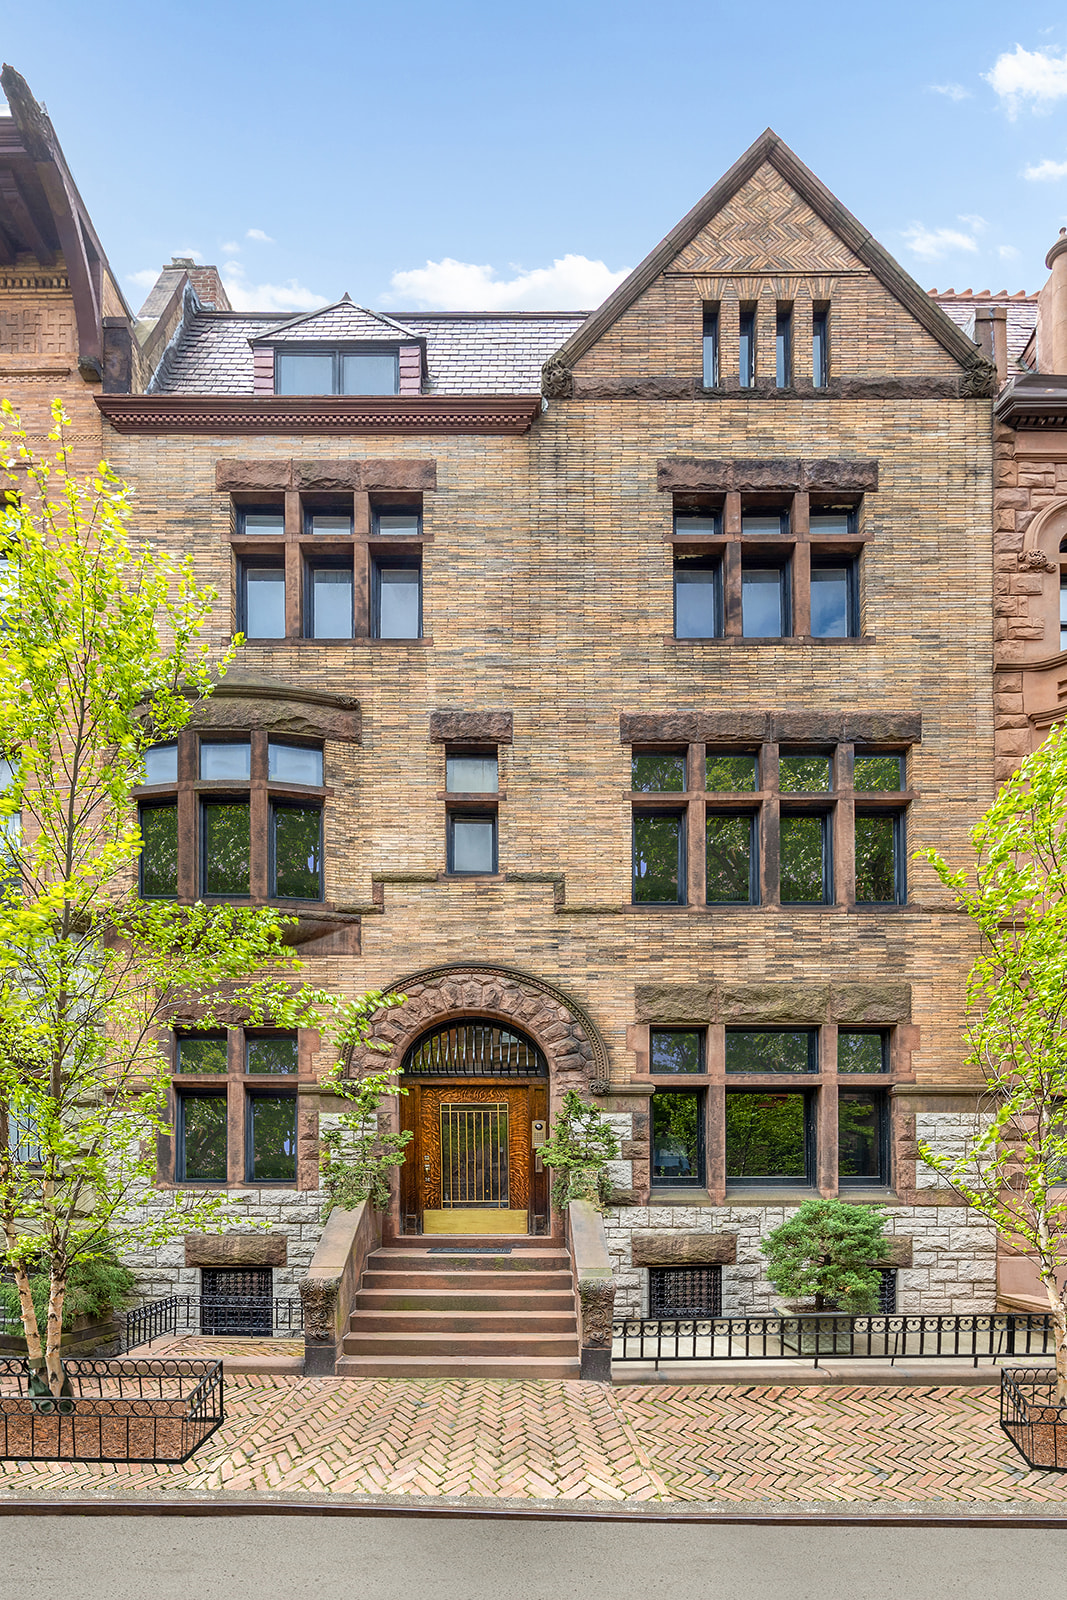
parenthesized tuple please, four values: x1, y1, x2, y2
(648, 1265, 722, 1319)
(878, 1268, 898, 1314)
(200, 1266, 273, 1336)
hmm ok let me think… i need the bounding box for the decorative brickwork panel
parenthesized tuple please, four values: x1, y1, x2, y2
(673, 164, 863, 275)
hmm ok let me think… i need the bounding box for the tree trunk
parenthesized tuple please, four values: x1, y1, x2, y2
(1043, 1279, 1067, 1407)
(44, 1270, 66, 1397)
(1, 1223, 42, 1365)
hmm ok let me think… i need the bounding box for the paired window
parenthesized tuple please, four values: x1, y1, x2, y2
(274, 347, 399, 396)
(671, 493, 862, 640)
(172, 1029, 299, 1185)
(233, 496, 424, 642)
(445, 747, 499, 875)
(649, 1025, 893, 1193)
(137, 732, 325, 904)
(630, 745, 908, 908)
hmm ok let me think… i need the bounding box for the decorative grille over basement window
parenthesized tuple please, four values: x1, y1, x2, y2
(649, 1266, 723, 1319)
(404, 1022, 547, 1077)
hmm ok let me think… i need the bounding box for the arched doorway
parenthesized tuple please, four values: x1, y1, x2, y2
(399, 1020, 550, 1235)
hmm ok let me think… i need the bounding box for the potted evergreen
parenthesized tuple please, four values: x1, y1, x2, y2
(761, 1199, 888, 1355)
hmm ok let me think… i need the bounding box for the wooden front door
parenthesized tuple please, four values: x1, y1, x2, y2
(401, 1081, 548, 1234)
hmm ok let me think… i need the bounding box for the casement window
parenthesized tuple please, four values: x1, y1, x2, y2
(812, 308, 829, 388)
(274, 348, 399, 396)
(647, 1022, 898, 1198)
(738, 306, 756, 387)
(702, 305, 720, 387)
(775, 306, 793, 388)
(629, 741, 910, 910)
(137, 732, 326, 905)
(669, 490, 863, 641)
(228, 491, 427, 642)
(172, 1029, 300, 1186)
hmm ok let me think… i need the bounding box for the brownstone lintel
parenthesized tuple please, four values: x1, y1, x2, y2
(184, 1232, 287, 1267)
(215, 458, 438, 493)
(631, 1231, 738, 1266)
(657, 457, 879, 493)
(183, 675, 361, 744)
(620, 711, 920, 746)
(429, 709, 514, 744)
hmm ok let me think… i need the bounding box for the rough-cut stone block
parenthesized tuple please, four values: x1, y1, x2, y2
(831, 982, 912, 1022)
(634, 983, 716, 1021)
(632, 1231, 738, 1266)
(214, 459, 292, 492)
(429, 709, 514, 744)
(721, 982, 830, 1022)
(656, 458, 878, 492)
(184, 1232, 287, 1266)
(843, 712, 923, 744)
(189, 676, 361, 744)
(358, 459, 438, 491)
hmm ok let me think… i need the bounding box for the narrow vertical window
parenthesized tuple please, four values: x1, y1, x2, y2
(1061, 574, 1067, 651)
(810, 561, 857, 638)
(307, 561, 354, 639)
(812, 309, 829, 388)
(246, 1096, 297, 1183)
(855, 813, 904, 904)
(706, 814, 758, 903)
(702, 306, 720, 387)
(651, 1090, 705, 1187)
(633, 813, 685, 904)
(780, 814, 831, 903)
(838, 1091, 888, 1184)
(201, 800, 251, 897)
(776, 307, 792, 387)
(138, 802, 178, 899)
(178, 1095, 228, 1183)
(374, 558, 422, 639)
(270, 804, 323, 900)
(741, 566, 787, 637)
(239, 559, 286, 639)
(738, 307, 756, 388)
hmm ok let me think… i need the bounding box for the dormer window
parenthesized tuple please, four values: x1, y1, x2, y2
(275, 348, 399, 396)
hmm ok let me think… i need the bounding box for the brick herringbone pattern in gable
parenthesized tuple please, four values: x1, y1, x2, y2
(672, 164, 862, 274)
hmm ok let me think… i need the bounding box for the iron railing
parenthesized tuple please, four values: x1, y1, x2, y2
(612, 1312, 1056, 1369)
(0, 1357, 223, 1463)
(1000, 1366, 1067, 1471)
(124, 1294, 304, 1351)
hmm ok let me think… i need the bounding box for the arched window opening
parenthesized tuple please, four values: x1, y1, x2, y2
(403, 1020, 547, 1078)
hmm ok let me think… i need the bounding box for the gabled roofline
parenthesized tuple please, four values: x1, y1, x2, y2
(551, 128, 985, 376)
(250, 293, 420, 346)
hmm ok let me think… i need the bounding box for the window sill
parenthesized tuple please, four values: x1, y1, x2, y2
(665, 635, 873, 647)
(649, 1188, 718, 1206)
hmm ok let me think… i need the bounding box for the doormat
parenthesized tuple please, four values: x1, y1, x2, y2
(427, 1246, 513, 1254)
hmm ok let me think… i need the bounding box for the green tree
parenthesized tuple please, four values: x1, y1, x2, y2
(540, 1090, 619, 1209)
(318, 1065, 412, 1213)
(0, 401, 399, 1393)
(920, 722, 1067, 1401)
(761, 1198, 888, 1313)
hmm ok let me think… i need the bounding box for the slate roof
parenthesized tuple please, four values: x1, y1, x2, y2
(260, 298, 419, 343)
(148, 308, 589, 395)
(930, 289, 1037, 370)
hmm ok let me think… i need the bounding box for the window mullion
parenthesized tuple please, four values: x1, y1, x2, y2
(818, 1024, 838, 1197)
(706, 1025, 726, 1203)
(284, 489, 302, 638)
(227, 1033, 243, 1188)
(250, 777, 270, 900)
(834, 742, 855, 908)
(760, 742, 779, 905)
(687, 742, 704, 907)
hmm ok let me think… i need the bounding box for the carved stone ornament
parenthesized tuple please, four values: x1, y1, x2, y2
(298, 1274, 339, 1343)
(1018, 549, 1056, 572)
(578, 1277, 616, 1349)
(541, 358, 574, 399)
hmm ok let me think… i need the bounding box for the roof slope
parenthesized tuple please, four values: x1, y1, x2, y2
(258, 296, 419, 344)
(931, 290, 1036, 371)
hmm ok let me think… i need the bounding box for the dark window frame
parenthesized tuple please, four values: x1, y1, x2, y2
(175, 1091, 228, 1185)
(779, 809, 833, 905)
(775, 306, 793, 388)
(447, 809, 499, 876)
(837, 1087, 890, 1187)
(810, 556, 859, 639)
(372, 551, 423, 640)
(269, 799, 324, 902)
(199, 794, 252, 900)
(854, 809, 907, 906)
(738, 306, 756, 388)
(812, 308, 829, 388)
(632, 810, 687, 906)
(304, 553, 355, 640)
(702, 306, 720, 387)
(650, 1028, 706, 1074)
(741, 559, 792, 639)
(651, 1086, 706, 1188)
(705, 810, 759, 904)
(243, 1089, 298, 1184)
(237, 554, 286, 640)
(725, 1027, 819, 1075)
(235, 503, 285, 537)
(724, 1087, 817, 1188)
(673, 552, 723, 640)
(273, 345, 400, 397)
(138, 799, 179, 900)
(169, 1026, 302, 1189)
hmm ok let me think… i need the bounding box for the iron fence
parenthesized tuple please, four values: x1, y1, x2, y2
(612, 1312, 1056, 1369)
(124, 1294, 304, 1351)
(0, 1357, 224, 1463)
(1000, 1366, 1067, 1471)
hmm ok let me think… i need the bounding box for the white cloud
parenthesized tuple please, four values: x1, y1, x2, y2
(383, 253, 631, 312)
(957, 213, 988, 232)
(900, 223, 981, 261)
(998, 244, 1022, 259)
(1025, 156, 1067, 180)
(220, 240, 240, 254)
(246, 228, 274, 243)
(173, 247, 204, 262)
(220, 259, 325, 313)
(127, 268, 162, 290)
(985, 45, 1067, 116)
(929, 82, 971, 101)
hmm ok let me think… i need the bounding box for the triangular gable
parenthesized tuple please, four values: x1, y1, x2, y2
(254, 296, 419, 345)
(552, 130, 983, 376)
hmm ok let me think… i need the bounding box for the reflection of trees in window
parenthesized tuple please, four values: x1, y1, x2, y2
(855, 815, 899, 902)
(780, 815, 828, 902)
(854, 755, 903, 792)
(632, 752, 686, 792)
(725, 1091, 808, 1178)
(633, 814, 683, 903)
(271, 805, 322, 899)
(838, 1091, 884, 1179)
(248, 1097, 297, 1182)
(779, 755, 831, 793)
(202, 801, 251, 896)
(181, 1096, 227, 1182)
(246, 1036, 299, 1074)
(838, 1031, 887, 1073)
(177, 1035, 228, 1074)
(706, 814, 755, 902)
(725, 1030, 815, 1073)
(652, 1091, 703, 1184)
(705, 752, 757, 791)
(139, 803, 178, 899)
(650, 1030, 703, 1072)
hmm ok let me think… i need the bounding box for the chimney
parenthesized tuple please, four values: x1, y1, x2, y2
(1038, 228, 1067, 374)
(169, 257, 232, 313)
(974, 303, 1009, 383)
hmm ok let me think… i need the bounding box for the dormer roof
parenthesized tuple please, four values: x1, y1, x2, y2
(253, 295, 420, 346)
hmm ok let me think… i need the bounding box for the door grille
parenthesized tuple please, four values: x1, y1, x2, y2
(648, 1266, 722, 1318)
(441, 1102, 509, 1208)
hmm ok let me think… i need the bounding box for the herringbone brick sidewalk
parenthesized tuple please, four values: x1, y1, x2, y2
(1, 1377, 1066, 1503)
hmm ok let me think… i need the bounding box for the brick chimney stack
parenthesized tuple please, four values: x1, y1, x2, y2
(168, 257, 232, 313)
(1038, 228, 1067, 374)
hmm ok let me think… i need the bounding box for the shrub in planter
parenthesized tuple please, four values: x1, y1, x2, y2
(761, 1198, 889, 1313)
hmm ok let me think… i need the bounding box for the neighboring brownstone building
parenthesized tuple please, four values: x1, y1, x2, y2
(1, 67, 1019, 1368)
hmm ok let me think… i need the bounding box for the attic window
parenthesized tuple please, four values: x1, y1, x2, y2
(275, 348, 399, 396)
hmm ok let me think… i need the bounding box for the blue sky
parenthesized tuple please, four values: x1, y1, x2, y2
(3, 1, 1067, 313)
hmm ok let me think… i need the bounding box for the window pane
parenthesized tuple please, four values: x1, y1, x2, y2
(240, 510, 284, 536)
(811, 566, 850, 637)
(139, 804, 178, 899)
(674, 566, 720, 638)
(855, 815, 898, 903)
(739, 312, 755, 387)
(276, 353, 334, 394)
(838, 1031, 888, 1073)
(632, 752, 686, 792)
(177, 1035, 228, 1074)
(812, 312, 828, 388)
(725, 1092, 808, 1178)
(272, 805, 322, 899)
(652, 1091, 703, 1184)
(726, 1030, 815, 1073)
(633, 814, 682, 903)
(268, 743, 323, 786)
(249, 1097, 297, 1182)
(144, 743, 178, 784)
(1062, 576, 1067, 651)
(651, 1030, 703, 1073)
(244, 565, 286, 639)
(341, 352, 399, 395)
(378, 567, 420, 638)
(706, 752, 758, 791)
(309, 513, 353, 536)
(776, 312, 792, 387)
(780, 815, 827, 902)
(702, 311, 719, 386)
(854, 755, 903, 792)
(809, 513, 851, 536)
(674, 515, 720, 536)
(202, 801, 251, 896)
(447, 755, 498, 792)
(376, 511, 421, 536)
(779, 754, 831, 792)
(451, 817, 496, 873)
(706, 814, 754, 902)
(200, 741, 251, 780)
(741, 569, 783, 637)
(311, 567, 354, 638)
(246, 1036, 298, 1075)
(181, 1096, 227, 1182)
(742, 515, 786, 535)
(838, 1091, 884, 1180)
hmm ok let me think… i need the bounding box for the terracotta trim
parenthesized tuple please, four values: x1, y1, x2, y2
(96, 394, 543, 435)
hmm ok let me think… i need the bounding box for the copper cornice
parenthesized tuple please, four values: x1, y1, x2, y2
(95, 394, 543, 436)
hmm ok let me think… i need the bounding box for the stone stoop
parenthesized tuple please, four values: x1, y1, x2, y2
(333, 1236, 581, 1379)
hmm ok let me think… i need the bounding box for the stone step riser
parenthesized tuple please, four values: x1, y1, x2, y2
(350, 1311, 578, 1334)
(335, 1356, 581, 1380)
(355, 1291, 575, 1313)
(370, 1252, 569, 1274)
(383, 1236, 559, 1251)
(343, 1333, 579, 1357)
(361, 1270, 574, 1292)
